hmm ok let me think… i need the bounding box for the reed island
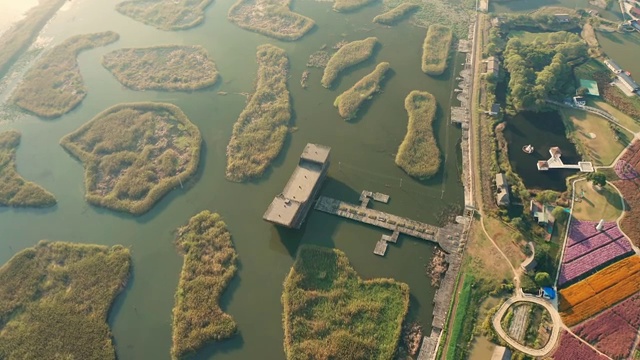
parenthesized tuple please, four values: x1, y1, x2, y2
(60, 102, 201, 215)
(226, 44, 291, 182)
(333, 0, 377, 12)
(334, 62, 390, 120)
(115, 0, 213, 30)
(228, 0, 315, 41)
(282, 245, 409, 360)
(0, 241, 130, 359)
(421, 24, 452, 76)
(0, 130, 56, 208)
(395, 91, 441, 179)
(102, 45, 219, 91)
(0, 0, 68, 77)
(10, 31, 120, 118)
(172, 210, 238, 359)
(372, 3, 419, 25)
(321, 37, 378, 88)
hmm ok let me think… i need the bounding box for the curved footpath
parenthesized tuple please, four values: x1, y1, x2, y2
(492, 294, 562, 357)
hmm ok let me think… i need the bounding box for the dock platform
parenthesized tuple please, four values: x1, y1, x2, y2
(314, 196, 463, 253)
(374, 239, 388, 256)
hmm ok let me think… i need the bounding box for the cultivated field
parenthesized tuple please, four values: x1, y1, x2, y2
(551, 330, 609, 360)
(613, 140, 640, 246)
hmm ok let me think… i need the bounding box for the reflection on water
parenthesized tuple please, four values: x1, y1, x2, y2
(503, 111, 579, 191)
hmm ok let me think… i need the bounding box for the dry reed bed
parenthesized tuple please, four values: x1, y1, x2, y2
(373, 3, 419, 25)
(282, 245, 410, 360)
(558, 256, 640, 326)
(0, 130, 56, 207)
(395, 90, 441, 179)
(334, 62, 390, 120)
(226, 44, 291, 182)
(333, 0, 378, 12)
(116, 0, 214, 30)
(171, 211, 238, 359)
(0, 241, 130, 359)
(0, 0, 67, 77)
(10, 31, 120, 118)
(322, 37, 378, 88)
(60, 102, 201, 215)
(228, 0, 315, 41)
(421, 24, 452, 76)
(103, 45, 219, 91)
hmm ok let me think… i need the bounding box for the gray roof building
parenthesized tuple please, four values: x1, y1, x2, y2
(618, 73, 640, 93)
(492, 346, 512, 360)
(486, 56, 500, 76)
(495, 173, 510, 206)
(604, 59, 623, 74)
(263, 144, 331, 229)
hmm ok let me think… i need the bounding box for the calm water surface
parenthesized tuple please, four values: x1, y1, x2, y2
(0, 0, 464, 359)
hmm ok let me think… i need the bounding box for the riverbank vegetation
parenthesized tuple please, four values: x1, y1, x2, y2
(103, 45, 219, 91)
(395, 91, 441, 179)
(172, 211, 238, 359)
(0, 241, 130, 359)
(0, 130, 56, 208)
(10, 31, 120, 118)
(373, 3, 419, 25)
(421, 24, 452, 76)
(333, 62, 390, 120)
(321, 37, 378, 88)
(60, 102, 201, 215)
(226, 44, 290, 182)
(116, 0, 213, 30)
(333, 0, 377, 12)
(228, 0, 314, 41)
(282, 245, 409, 359)
(502, 31, 587, 112)
(0, 0, 67, 77)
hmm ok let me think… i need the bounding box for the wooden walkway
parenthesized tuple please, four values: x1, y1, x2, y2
(314, 196, 464, 254)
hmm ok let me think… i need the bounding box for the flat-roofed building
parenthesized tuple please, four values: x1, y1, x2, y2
(492, 345, 512, 360)
(495, 173, 510, 207)
(263, 144, 331, 229)
(486, 56, 500, 77)
(604, 59, 623, 74)
(618, 73, 640, 93)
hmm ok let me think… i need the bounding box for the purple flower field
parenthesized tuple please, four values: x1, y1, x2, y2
(615, 160, 639, 180)
(558, 219, 634, 286)
(573, 293, 640, 359)
(552, 330, 609, 360)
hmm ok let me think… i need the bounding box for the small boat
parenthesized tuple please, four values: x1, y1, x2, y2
(522, 144, 534, 154)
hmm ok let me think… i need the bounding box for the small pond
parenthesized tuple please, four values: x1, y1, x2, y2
(502, 111, 579, 192)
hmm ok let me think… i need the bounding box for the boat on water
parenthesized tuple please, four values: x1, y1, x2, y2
(522, 144, 534, 154)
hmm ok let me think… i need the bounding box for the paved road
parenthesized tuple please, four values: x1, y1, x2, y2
(492, 295, 562, 357)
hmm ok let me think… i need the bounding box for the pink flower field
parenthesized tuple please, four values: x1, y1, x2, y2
(615, 160, 639, 180)
(558, 220, 633, 286)
(552, 330, 609, 360)
(573, 293, 640, 359)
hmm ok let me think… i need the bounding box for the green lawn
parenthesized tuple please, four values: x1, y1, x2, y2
(572, 182, 624, 221)
(561, 108, 631, 166)
(445, 274, 474, 360)
(589, 99, 640, 134)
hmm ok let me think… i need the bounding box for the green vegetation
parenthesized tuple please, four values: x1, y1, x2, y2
(0, 0, 67, 77)
(499, 12, 580, 32)
(523, 304, 552, 350)
(333, 0, 377, 12)
(228, 0, 315, 41)
(534, 272, 551, 287)
(382, 0, 471, 38)
(282, 245, 409, 360)
(172, 211, 238, 359)
(421, 24, 453, 76)
(321, 37, 378, 88)
(60, 102, 201, 215)
(226, 44, 290, 182)
(572, 182, 623, 221)
(395, 91, 441, 179)
(0, 130, 56, 208)
(373, 3, 419, 25)
(502, 32, 587, 112)
(116, 0, 213, 30)
(0, 241, 130, 359)
(103, 45, 219, 91)
(445, 275, 473, 360)
(10, 31, 120, 118)
(587, 171, 606, 187)
(333, 62, 390, 120)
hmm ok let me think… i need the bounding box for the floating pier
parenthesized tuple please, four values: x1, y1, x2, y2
(374, 239, 388, 256)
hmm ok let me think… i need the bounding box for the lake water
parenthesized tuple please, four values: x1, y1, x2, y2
(502, 111, 579, 191)
(0, 0, 464, 359)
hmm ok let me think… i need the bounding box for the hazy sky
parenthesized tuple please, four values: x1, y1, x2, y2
(0, 0, 40, 35)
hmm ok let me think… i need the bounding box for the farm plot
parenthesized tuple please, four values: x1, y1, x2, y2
(551, 330, 609, 360)
(559, 256, 640, 326)
(558, 219, 633, 286)
(573, 293, 640, 359)
(613, 140, 640, 245)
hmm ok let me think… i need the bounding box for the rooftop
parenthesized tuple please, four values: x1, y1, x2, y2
(492, 345, 512, 360)
(300, 143, 331, 165)
(619, 72, 640, 90)
(496, 173, 508, 187)
(263, 195, 302, 227)
(604, 59, 623, 72)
